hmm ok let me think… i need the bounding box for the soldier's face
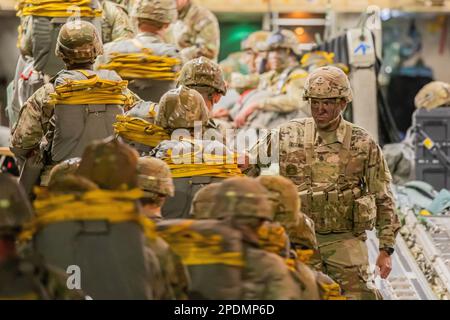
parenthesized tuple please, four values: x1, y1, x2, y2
(242, 50, 257, 73)
(310, 98, 346, 129)
(268, 49, 289, 72)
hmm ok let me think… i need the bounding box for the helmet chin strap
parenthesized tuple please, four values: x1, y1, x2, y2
(318, 113, 342, 131)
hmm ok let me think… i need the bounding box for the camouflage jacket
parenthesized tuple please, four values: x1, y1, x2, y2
(101, 0, 135, 44)
(242, 244, 304, 300)
(251, 117, 400, 249)
(146, 236, 190, 300)
(166, 2, 220, 62)
(17, 1, 134, 59)
(255, 67, 310, 114)
(10, 69, 140, 158)
(0, 257, 85, 300)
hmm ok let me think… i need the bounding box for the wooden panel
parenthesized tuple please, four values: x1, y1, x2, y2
(0, 0, 16, 11)
(196, 0, 450, 12)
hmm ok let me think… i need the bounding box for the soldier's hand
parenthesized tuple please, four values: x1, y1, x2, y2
(375, 251, 392, 279)
(213, 108, 229, 118)
(234, 103, 259, 128)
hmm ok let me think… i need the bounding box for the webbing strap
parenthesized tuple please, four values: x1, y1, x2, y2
(303, 119, 314, 186)
(303, 119, 353, 190)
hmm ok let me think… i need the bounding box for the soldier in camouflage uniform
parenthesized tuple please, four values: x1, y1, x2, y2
(136, 156, 190, 299)
(166, 0, 220, 62)
(10, 0, 135, 128)
(177, 57, 231, 137)
(29, 138, 169, 299)
(251, 66, 400, 300)
(97, 0, 181, 102)
(10, 21, 140, 195)
(191, 178, 342, 300)
(234, 29, 310, 130)
(0, 173, 85, 300)
(212, 176, 304, 299)
(214, 31, 270, 122)
(151, 86, 239, 218)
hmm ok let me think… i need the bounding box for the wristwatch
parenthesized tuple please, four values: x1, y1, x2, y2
(380, 247, 394, 256)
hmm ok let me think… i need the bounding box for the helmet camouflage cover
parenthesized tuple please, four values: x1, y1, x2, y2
(241, 30, 270, 52)
(303, 66, 353, 102)
(415, 81, 450, 110)
(191, 183, 222, 219)
(130, 0, 177, 24)
(177, 57, 227, 95)
(77, 137, 139, 190)
(257, 176, 317, 249)
(137, 157, 174, 198)
(155, 85, 209, 129)
(265, 29, 301, 55)
(55, 20, 103, 65)
(0, 173, 33, 235)
(47, 158, 98, 194)
(211, 177, 273, 221)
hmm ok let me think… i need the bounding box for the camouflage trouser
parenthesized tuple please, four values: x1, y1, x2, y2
(310, 232, 381, 300)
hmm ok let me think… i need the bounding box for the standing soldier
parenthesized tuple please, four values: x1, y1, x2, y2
(97, 0, 181, 102)
(0, 173, 85, 300)
(251, 66, 400, 300)
(10, 21, 138, 195)
(166, 0, 220, 62)
(234, 29, 309, 130)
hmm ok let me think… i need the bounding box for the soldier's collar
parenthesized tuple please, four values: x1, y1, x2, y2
(178, 1, 192, 19)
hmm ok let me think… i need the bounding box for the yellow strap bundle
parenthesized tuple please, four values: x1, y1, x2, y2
(97, 52, 181, 81)
(20, 188, 157, 242)
(162, 138, 243, 178)
(258, 223, 289, 255)
(113, 114, 170, 147)
(48, 70, 134, 107)
(295, 249, 314, 264)
(319, 282, 346, 300)
(17, 0, 102, 18)
(300, 51, 335, 67)
(158, 220, 244, 267)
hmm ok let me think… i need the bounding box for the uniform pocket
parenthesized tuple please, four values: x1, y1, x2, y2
(353, 194, 377, 234)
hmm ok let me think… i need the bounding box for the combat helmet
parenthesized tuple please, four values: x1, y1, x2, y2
(177, 57, 227, 95)
(303, 66, 353, 103)
(155, 85, 209, 129)
(191, 183, 222, 219)
(257, 175, 317, 249)
(137, 157, 174, 199)
(55, 20, 103, 65)
(241, 30, 270, 53)
(256, 176, 300, 220)
(130, 0, 177, 24)
(77, 137, 139, 190)
(211, 177, 273, 221)
(0, 173, 33, 236)
(265, 29, 301, 55)
(415, 81, 450, 110)
(47, 158, 97, 194)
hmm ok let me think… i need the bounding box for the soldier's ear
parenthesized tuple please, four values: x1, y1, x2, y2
(339, 99, 347, 112)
